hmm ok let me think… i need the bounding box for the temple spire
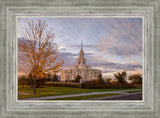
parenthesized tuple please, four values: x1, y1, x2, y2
(79, 40, 85, 59)
(81, 40, 83, 50)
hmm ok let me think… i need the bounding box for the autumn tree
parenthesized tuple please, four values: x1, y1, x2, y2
(18, 19, 64, 94)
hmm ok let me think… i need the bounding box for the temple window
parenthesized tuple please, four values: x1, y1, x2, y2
(94, 72, 96, 77)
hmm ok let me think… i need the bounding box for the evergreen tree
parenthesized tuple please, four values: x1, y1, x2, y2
(53, 74, 59, 81)
(74, 75, 82, 82)
(97, 73, 104, 84)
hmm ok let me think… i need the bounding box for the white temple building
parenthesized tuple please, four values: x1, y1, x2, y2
(61, 41, 102, 82)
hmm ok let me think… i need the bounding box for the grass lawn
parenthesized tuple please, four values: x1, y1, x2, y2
(126, 90, 142, 93)
(51, 93, 121, 100)
(18, 85, 142, 99)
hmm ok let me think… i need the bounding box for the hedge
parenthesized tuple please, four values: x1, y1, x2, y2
(81, 83, 135, 89)
(44, 82, 79, 88)
(44, 81, 135, 89)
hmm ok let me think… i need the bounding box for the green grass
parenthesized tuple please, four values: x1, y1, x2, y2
(126, 90, 142, 93)
(51, 93, 121, 100)
(18, 85, 142, 99)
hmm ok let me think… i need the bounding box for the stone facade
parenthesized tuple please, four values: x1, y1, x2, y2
(61, 41, 101, 82)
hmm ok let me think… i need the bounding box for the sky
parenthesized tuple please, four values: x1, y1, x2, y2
(18, 17, 142, 78)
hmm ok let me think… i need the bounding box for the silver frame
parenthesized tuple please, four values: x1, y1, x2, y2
(0, 0, 159, 118)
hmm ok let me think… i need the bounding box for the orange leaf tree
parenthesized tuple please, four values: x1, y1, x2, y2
(18, 19, 64, 94)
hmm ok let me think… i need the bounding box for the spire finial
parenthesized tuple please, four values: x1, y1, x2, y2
(81, 40, 83, 49)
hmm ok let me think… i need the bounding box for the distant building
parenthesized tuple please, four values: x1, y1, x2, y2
(61, 41, 101, 82)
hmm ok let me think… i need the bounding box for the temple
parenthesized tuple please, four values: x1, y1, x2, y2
(61, 41, 101, 82)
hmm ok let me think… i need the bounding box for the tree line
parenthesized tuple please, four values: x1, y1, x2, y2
(19, 71, 142, 89)
(18, 73, 59, 88)
(74, 71, 142, 85)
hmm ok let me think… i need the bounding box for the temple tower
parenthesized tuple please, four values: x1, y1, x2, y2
(77, 40, 86, 68)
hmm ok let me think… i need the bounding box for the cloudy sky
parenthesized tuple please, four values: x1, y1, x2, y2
(18, 17, 142, 78)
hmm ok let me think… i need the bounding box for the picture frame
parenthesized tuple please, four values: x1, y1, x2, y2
(0, 0, 159, 118)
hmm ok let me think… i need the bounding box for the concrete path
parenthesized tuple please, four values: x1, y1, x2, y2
(87, 92, 142, 100)
(19, 89, 141, 100)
